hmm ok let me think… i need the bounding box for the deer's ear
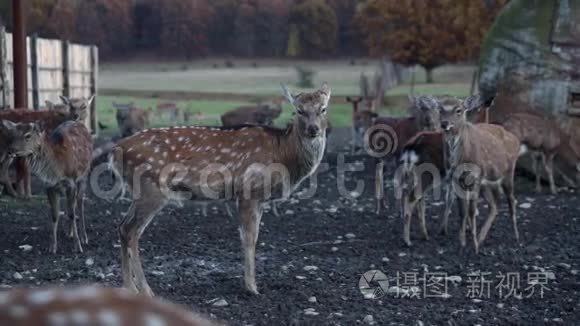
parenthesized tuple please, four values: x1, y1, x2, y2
(45, 100, 54, 110)
(462, 95, 484, 112)
(320, 82, 331, 107)
(59, 95, 71, 106)
(281, 84, 295, 105)
(87, 95, 95, 107)
(0, 119, 17, 131)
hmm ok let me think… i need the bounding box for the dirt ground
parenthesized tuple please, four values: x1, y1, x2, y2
(0, 129, 579, 325)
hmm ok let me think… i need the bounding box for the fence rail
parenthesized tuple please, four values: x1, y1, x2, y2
(0, 27, 98, 133)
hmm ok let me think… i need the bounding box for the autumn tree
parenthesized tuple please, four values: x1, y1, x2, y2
(358, 0, 506, 83)
(288, 0, 338, 58)
(328, 0, 363, 56)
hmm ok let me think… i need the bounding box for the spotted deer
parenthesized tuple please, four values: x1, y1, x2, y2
(501, 112, 580, 194)
(1, 118, 93, 253)
(0, 286, 220, 326)
(0, 96, 91, 198)
(111, 84, 331, 295)
(114, 102, 151, 138)
(439, 95, 521, 253)
(221, 98, 283, 127)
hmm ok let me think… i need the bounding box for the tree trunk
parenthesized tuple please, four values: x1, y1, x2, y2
(425, 67, 434, 83)
(410, 66, 416, 95)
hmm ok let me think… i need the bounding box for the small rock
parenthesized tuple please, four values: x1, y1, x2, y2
(212, 299, 228, 307)
(519, 203, 532, 209)
(150, 271, 164, 276)
(382, 257, 390, 262)
(363, 315, 374, 325)
(285, 210, 294, 215)
(398, 252, 407, 257)
(468, 309, 479, 313)
(326, 207, 338, 214)
(303, 266, 318, 272)
(556, 263, 571, 269)
(416, 321, 424, 326)
(18, 245, 33, 252)
(552, 318, 563, 323)
(571, 270, 578, 275)
(472, 299, 482, 303)
(85, 258, 94, 267)
(350, 191, 361, 198)
(497, 303, 504, 309)
(545, 271, 556, 280)
(308, 296, 317, 303)
(304, 308, 319, 316)
(330, 312, 344, 318)
(13, 272, 23, 280)
(345, 233, 356, 239)
(296, 275, 307, 280)
(96, 273, 105, 280)
(331, 247, 339, 252)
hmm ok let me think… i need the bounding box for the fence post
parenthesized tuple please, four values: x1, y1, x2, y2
(0, 26, 7, 109)
(61, 40, 70, 97)
(90, 45, 98, 135)
(30, 33, 39, 110)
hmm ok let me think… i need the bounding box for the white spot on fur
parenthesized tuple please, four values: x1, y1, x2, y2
(98, 310, 122, 326)
(70, 310, 90, 324)
(10, 305, 28, 319)
(47, 312, 67, 325)
(28, 289, 56, 305)
(221, 148, 231, 153)
(143, 313, 166, 326)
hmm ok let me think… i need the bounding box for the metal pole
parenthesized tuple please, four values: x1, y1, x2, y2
(12, 0, 27, 109)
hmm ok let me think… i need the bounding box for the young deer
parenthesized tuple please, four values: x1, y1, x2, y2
(347, 96, 376, 153)
(0, 96, 91, 198)
(156, 101, 182, 123)
(112, 84, 331, 295)
(220, 99, 283, 127)
(114, 102, 151, 138)
(0, 286, 220, 326)
(1, 118, 93, 254)
(439, 95, 521, 253)
(501, 112, 580, 194)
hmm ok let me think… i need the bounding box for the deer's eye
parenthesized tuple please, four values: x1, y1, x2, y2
(24, 133, 32, 140)
(320, 107, 327, 115)
(455, 108, 462, 115)
(297, 107, 306, 116)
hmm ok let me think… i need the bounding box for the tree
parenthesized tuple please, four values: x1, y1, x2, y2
(288, 0, 338, 58)
(357, 0, 506, 83)
(159, 0, 215, 58)
(328, 0, 363, 56)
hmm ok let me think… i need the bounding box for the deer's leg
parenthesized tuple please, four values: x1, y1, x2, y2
(458, 198, 468, 247)
(533, 153, 542, 193)
(375, 160, 384, 215)
(224, 201, 235, 218)
(46, 186, 61, 254)
(119, 186, 167, 297)
(418, 196, 429, 241)
(440, 182, 454, 235)
(502, 173, 519, 242)
(351, 127, 357, 154)
(0, 158, 18, 198)
(271, 201, 280, 217)
(77, 180, 88, 245)
(402, 196, 413, 247)
(65, 184, 83, 253)
(200, 201, 208, 217)
(544, 153, 557, 194)
(238, 199, 263, 294)
(477, 187, 500, 248)
(469, 197, 479, 254)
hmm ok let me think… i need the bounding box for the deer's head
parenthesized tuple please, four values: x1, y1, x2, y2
(439, 95, 485, 134)
(408, 95, 441, 131)
(60, 95, 93, 122)
(282, 83, 331, 139)
(0, 120, 42, 157)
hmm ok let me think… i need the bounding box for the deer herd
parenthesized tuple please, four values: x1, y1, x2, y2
(0, 79, 579, 324)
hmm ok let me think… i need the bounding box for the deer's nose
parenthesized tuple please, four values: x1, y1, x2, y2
(441, 121, 450, 130)
(307, 125, 320, 137)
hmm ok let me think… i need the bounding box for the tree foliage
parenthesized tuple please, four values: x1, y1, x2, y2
(288, 0, 339, 58)
(357, 0, 507, 82)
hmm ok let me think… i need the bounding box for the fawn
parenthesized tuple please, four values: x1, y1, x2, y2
(0, 96, 91, 198)
(0, 286, 220, 326)
(221, 98, 283, 127)
(156, 101, 182, 123)
(113, 102, 151, 138)
(111, 84, 331, 295)
(1, 116, 93, 253)
(439, 95, 521, 253)
(501, 112, 580, 194)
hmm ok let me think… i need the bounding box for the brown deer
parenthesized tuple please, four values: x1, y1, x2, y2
(111, 84, 331, 295)
(501, 112, 580, 194)
(221, 98, 283, 127)
(1, 118, 93, 253)
(439, 95, 521, 253)
(347, 96, 376, 153)
(370, 95, 441, 214)
(156, 101, 182, 123)
(0, 96, 91, 198)
(0, 286, 220, 326)
(114, 102, 151, 138)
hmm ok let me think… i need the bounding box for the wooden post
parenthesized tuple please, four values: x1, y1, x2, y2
(470, 68, 479, 96)
(12, 0, 27, 109)
(0, 26, 7, 109)
(30, 34, 39, 110)
(90, 45, 98, 135)
(62, 40, 70, 97)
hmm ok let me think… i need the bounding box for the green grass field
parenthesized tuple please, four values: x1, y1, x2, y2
(97, 60, 475, 132)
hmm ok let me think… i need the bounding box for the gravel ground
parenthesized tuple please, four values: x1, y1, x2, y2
(0, 129, 579, 325)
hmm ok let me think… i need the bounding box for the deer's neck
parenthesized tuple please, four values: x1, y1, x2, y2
(27, 136, 62, 186)
(444, 124, 469, 170)
(278, 124, 326, 187)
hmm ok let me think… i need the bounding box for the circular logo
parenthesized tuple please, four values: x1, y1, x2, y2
(359, 270, 389, 300)
(364, 124, 398, 158)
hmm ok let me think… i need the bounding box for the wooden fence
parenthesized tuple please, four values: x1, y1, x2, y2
(0, 27, 98, 133)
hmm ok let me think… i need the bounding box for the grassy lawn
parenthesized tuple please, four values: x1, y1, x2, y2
(96, 60, 474, 132)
